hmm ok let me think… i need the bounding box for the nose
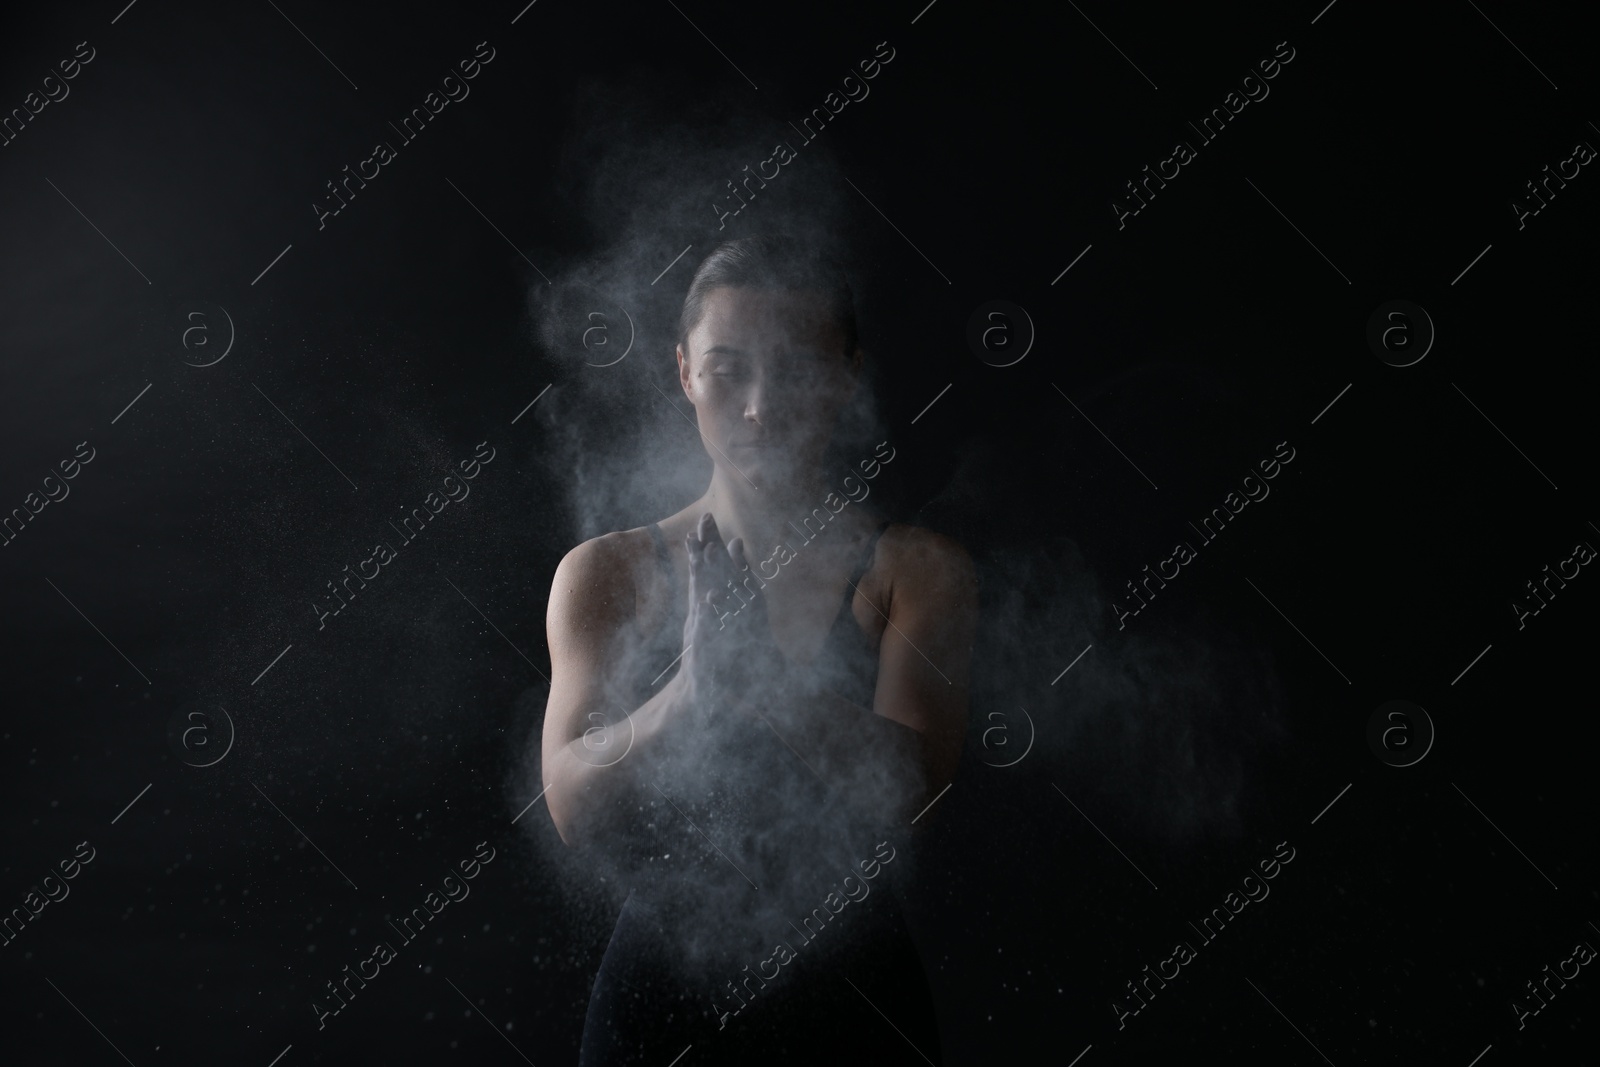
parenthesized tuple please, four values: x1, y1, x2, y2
(743, 376, 765, 427)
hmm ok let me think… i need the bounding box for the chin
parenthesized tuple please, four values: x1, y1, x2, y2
(731, 456, 791, 489)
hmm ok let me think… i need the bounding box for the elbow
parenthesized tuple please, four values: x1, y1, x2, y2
(544, 778, 607, 850)
(554, 822, 583, 849)
(922, 719, 964, 791)
(930, 742, 962, 795)
(902, 725, 961, 825)
(545, 796, 588, 849)
(537, 749, 583, 848)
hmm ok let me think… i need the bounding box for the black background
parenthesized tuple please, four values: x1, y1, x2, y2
(1, 0, 1596, 1063)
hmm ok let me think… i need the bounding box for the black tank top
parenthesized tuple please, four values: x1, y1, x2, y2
(609, 517, 899, 916)
(580, 518, 943, 1064)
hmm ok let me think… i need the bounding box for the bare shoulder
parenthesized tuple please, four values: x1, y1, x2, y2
(880, 523, 977, 583)
(547, 528, 657, 635)
(552, 527, 653, 578)
(876, 523, 978, 621)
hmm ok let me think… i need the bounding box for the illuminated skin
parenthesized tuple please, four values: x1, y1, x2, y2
(541, 286, 977, 847)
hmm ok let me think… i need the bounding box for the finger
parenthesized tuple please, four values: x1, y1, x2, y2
(703, 513, 726, 551)
(691, 535, 718, 584)
(729, 537, 758, 588)
(703, 535, 735, 586)
(727, 538, 758, 588)
(699, 588, 729, 632)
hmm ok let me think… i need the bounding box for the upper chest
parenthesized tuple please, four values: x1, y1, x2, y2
(638, 529, 892, 665)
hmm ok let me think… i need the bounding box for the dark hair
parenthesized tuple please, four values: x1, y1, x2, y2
(675, 234, 858, 360)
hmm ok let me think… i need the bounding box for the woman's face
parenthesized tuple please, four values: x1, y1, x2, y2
(677, 286, 858, 487)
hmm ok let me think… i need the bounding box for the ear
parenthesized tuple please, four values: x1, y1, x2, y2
(677, 342, 693, 401)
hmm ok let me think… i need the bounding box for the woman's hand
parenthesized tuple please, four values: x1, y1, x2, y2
(720, 534, 791, 707)
(679, 513, 788, 720)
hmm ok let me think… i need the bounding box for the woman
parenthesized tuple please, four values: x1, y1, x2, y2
(542, 235, 977, 1064)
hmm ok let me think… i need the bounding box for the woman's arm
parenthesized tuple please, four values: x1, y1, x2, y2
(540, 518, 782, 848)
(540, 533, 702, 848)
(737, 527, 978, 827)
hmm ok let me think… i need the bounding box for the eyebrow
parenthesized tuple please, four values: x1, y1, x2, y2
(699, 344, 828, 361)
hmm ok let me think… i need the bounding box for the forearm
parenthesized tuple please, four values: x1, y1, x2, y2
(543, 672, 712, 847)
